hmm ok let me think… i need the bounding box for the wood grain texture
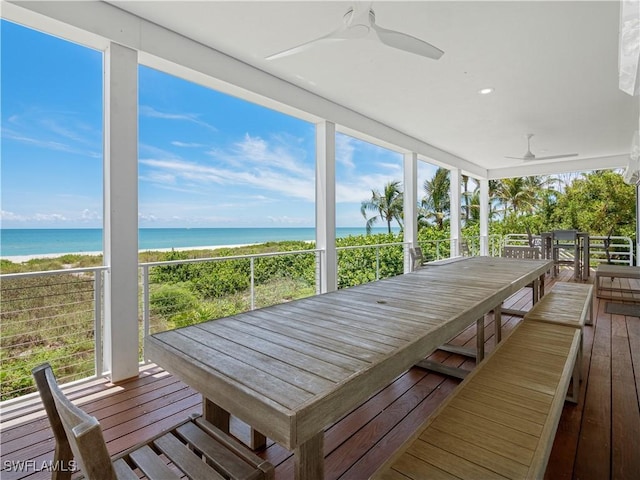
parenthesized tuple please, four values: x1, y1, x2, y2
(144, 257, 552, 478)
(371, 321, 580, 480)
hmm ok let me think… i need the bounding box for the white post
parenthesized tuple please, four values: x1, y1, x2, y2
(450, 168, 462, 257)
(316, 121, 337, 292)
(103, 42, 139, 382)
(480, 178, 490, 256)
(403, 153, 418, 272)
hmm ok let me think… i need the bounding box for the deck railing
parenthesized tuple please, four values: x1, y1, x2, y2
(139, 248, 321, 341)
(0, 266, 106, 401)
(336, 241, 408, 287)
(503, 234, 634, 266)
(0, 233, 633, 402)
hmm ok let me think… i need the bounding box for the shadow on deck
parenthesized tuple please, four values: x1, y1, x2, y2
(1, 268, 639, 479)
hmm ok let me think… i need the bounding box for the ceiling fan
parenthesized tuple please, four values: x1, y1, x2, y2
(505, 134, 579, 161)
(266, 2, 444, 61)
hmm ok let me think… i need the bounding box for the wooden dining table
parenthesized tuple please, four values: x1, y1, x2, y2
(145, 256, 552, 479)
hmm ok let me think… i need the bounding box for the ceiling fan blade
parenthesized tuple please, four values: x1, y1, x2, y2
(371, 24, 444, 60)
(265, 26, 348, 60)
(523, 153, 579, 161)
(505, 156, 527, 160)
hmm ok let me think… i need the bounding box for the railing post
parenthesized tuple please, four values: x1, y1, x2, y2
(142, 265, 150, 339)
(250, 257, 255, 310)
(315, 250, 322, 295)
(94, 270, 103, 377)
(376, 246, 380, 280)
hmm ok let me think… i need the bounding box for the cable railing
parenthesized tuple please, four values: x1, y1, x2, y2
(0, 266, 106, 401)
(139, 248, 321, 343)
(336, 241, 407, 287)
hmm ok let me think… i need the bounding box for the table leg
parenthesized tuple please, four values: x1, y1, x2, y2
(295, 433, 324, 480)
(476, 317, 485, 363)
(533, 277, 540, 304)
(203, 397, 230, 433)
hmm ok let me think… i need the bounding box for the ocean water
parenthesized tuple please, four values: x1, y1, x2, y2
(0, 227, 400, 257)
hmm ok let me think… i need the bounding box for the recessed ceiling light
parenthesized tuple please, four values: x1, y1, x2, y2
(478, 87, 494, 95)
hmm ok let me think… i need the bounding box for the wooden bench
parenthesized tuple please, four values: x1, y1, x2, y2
(595, 264, 640, 302)
(523, 282, 593, 400)
(525, 282, 593, 327)
(370, 320, 581, 480)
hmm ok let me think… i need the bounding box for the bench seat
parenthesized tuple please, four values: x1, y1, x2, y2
(525, 282, 593, 327)
(524, 282, 593, 396)
(371, 321, 580, 480)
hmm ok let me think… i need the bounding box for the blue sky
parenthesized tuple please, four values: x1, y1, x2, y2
(1, 19, 437, 229)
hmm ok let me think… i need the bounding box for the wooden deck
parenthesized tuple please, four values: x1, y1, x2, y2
(1, 268, 639, 480)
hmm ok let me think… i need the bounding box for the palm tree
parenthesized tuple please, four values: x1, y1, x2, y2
(361, 180, 404, 234)
(493, 177, 539, 217)
(420, 167, 450, 229)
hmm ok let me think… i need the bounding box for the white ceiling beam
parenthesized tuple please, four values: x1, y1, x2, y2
(488, 154, 629, 180)
(4, 0, 486, 178)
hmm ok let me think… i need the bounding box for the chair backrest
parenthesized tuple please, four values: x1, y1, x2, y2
(409, 246, 424, 270)
(502, 246, 540, 260)
(459, 238, 470, 257)
(553, 229, 578, 243)
(33, 363, 117, 480)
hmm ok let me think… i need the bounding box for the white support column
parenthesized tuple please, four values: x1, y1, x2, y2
(450, 168, 462, 257)
(316, 121, 337, 292)
(103, 42, 139, 382)
(479, 178, 490, 256)
(403, 153, 418, 272)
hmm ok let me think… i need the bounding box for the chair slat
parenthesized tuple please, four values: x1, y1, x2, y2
(128, 445, 181, 480)
(176, 421, 259, 480)
(111, 459, 140, 480)
(154, 432, 226, 480)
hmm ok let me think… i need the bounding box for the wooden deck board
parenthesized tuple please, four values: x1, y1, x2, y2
(2, 268, 639, 480)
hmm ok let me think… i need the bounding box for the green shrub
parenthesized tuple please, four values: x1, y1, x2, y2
(150, 283, 199, 320)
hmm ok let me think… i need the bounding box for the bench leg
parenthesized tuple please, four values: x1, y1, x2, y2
(494, 304, 502, 344)
(566, 353, 580, 404)
(476, 317, 485, 363)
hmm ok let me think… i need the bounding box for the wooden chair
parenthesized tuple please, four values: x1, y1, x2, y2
(409, 246, 426, 270)
(32, 363, 274, 480)
(502, 245, 541, 260)
(502, 246, 542, 313)
(552, 229, 579, 278)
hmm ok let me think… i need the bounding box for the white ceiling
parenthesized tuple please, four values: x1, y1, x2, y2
(10, 0, 640, 177)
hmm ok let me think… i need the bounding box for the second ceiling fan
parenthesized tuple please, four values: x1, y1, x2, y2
(506, 134, 578, 161)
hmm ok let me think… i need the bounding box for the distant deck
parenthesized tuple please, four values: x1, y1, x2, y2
(1, 268, 639, 480)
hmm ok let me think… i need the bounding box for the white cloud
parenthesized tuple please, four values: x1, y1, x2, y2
(171, 141, 205, 148)
(1, 210, 26, 221)
(80, 209, 100, 221)
(140, 105, 217, 132)
(266, 215, 310, 225)
(1, 128, 101, 158)
(33, 213, 67, 222)
(336, 134, 356, 169)
(141, 132, 316, 201)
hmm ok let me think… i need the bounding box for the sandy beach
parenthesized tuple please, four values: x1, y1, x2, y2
(0, 243, 258, 264)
